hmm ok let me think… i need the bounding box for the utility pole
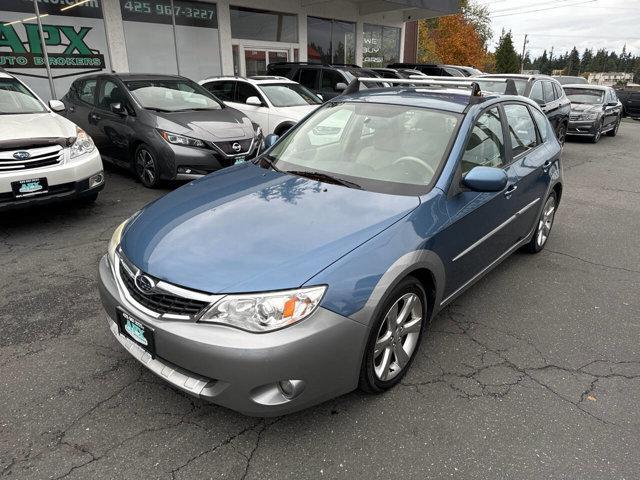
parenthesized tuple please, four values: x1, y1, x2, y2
(520, 34, 528, 74)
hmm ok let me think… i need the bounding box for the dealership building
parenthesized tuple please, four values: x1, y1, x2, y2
(1, 0, 457, 101)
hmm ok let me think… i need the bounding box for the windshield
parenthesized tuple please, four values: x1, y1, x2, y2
(564, 88, 604, 104)
(476, 78, 527, 95)
(125, 79, 222, 112)
(261, 83, 322, 107)
(0, 78, 46, 114)
(265, 102, 460, 195)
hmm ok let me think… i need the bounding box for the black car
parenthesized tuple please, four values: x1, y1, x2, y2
(266, 62, 382, 100)
(615, 87, 640, 119)
(476, 74, 571, 145)
(62, 73, 262, 188)
(386, 63, 469, 77)
(563, 84, 622, 143)
(370, 67, 425, 79)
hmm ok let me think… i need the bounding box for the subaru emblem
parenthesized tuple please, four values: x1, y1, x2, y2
(13, 151, 30, 160)
(135, 274, 155, 294)
(232, 142, 242, 152)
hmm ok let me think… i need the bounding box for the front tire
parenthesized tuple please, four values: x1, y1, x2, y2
(606, 116, 621, 137)
(556, 122, 567, 147)
(523, 191, 557, 253)
(134, 144, 161, 188)
(591, 120, 603, 143)
(359, 277, 427, 393)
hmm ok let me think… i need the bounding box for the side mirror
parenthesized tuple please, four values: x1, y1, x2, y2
(246, 96, 262, 106)
(49, 99, 65, 112)
(462, 166, 508, 192)
(264, 133, 279, 149)
(335, 82, 347, 92)
(110, 102, 127, 115)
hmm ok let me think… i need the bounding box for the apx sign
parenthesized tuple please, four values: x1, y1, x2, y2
(0, 22, 105, 69)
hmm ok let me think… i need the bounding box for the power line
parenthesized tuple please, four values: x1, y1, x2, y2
(491, 0, 599, 18)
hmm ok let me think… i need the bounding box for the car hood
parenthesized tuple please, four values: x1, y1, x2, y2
(0, 112, 76, 144)
(272, 104, 320, 121)
(120, 162, 419, 293)
(152, 107, 254, 141)
(570, 103, 602, 113)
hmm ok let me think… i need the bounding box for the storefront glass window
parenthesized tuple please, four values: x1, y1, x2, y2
(230, 7, 297, 43)
(307, 17, 355, 65)
(119, 0, 221, 80)
(363, 24, 401, 68)
(1, 0, 110, 100)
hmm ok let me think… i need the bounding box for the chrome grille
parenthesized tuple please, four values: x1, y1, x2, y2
(213, 139, 253, 156)
(569, 113, 581, 121)
(116, 254, 210, 318)
(0, 145, 63, 172)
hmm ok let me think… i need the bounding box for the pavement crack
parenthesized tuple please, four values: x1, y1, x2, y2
(545, 249, 640, 275)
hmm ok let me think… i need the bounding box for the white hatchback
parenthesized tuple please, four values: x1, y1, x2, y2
(199, 76, 323, 136)
(0, 71, 104, 210)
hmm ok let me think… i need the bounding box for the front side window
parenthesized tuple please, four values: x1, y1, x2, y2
(321, 70, 345, 92)
(236, 82, 262, 104)
(530, 81, 544, 103)
(543, 81, 555, 103)
(461, 108, 506, 175)
(97, 79, 127, 110)
(0, 78, 46, 114)
(125, 78, 222, 112)
(265, 102, 460, 195)
(504, 104, 538, 156)
(564, 88, 605, 105)
(260, 84, 322, 107)
(297, 69, 320, 90)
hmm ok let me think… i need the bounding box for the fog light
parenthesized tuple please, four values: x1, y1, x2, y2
(178, 167, 192, 174)
(89, 172, 104, 188)
(277, 379, 305, 399)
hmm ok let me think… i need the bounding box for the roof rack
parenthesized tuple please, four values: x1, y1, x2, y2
(267, 61, 363, 69)
(343, 77, 485, 96)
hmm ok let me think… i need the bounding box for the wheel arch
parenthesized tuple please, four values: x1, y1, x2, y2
(552, 181, 563, 205)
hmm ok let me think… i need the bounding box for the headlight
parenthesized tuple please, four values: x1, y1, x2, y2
(200, 286, 327, 332)
(69, 127, 95, 158)
(107, 211, 140, 267)
(582, 112, 598, 121)
(158, 130, 206, 148)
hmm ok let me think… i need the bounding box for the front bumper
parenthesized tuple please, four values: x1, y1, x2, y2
(154, 137, 261, 181)
(97, 255, 367, 416)
(568, 119, 598, 136)
(0, 148, 104, 210)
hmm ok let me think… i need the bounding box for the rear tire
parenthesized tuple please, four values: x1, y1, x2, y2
(359, 277, 427, 394)
(523, 191, 557, 253)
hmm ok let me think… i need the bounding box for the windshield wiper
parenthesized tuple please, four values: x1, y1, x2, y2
(145, 107, 172, 113)
(286, 170, 362, 190)
(257, 155, 281, 172)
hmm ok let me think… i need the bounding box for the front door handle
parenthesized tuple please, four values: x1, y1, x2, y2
(504, 184, 518, 197)
(542, 160, 553, 172)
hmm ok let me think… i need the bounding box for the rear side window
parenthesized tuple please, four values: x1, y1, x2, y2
(297, 68, 319, 90)
(77, 79, 97, 104)
(530, 82, 544, 104)
(531, 108, 550, 142)
(504, 104, 538, 156)
(203, 81, 235, 102)
(553, 82, 563, 99)
(461, 107, 506, 175)
(543, 82, 556, 102)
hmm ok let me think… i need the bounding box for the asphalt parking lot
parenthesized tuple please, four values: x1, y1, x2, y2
(1, 120, 639, 480)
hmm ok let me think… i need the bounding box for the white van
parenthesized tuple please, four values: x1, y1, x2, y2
(0, 71, 104, 210)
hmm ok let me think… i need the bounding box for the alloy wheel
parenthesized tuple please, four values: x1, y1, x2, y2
(373, 292, 423, 381)
(536, 196, 556, 248)
(557, 123, 567, 147)
(135, 148, 157, 187)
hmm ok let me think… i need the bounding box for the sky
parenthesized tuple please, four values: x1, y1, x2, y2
(479, 0, 640, 58)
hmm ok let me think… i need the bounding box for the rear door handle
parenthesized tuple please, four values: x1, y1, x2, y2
(504, 184, 518, 197)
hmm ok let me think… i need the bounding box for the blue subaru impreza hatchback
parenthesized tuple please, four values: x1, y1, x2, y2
(99, 78, 562, 416)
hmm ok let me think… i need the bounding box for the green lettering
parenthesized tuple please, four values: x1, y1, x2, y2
(0, 24, 27, 53)
(59, 26, 92, 55)
(24, 24, 61, 54)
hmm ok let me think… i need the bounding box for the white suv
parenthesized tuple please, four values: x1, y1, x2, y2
(199, 76, 323, 136)
(0, 71, 104, 210)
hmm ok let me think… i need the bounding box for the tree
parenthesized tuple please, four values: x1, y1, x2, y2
(580, 49, 593, 73)
(494, 30, 520, 73)
(460, 0, 492, 47)
(566, 47, 580, 76)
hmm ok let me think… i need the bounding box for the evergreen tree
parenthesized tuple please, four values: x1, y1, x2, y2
(581, 49, 593, 73)
(566, 47, 581, 76)
(494, 30, 520, 73)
